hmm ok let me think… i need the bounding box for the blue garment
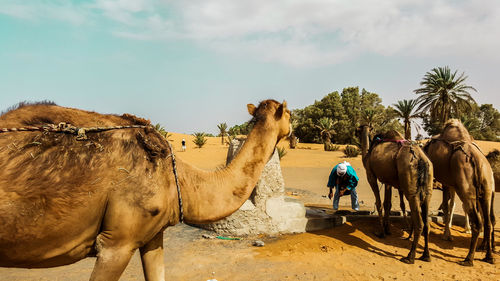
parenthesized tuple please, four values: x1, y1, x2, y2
(328, 164, 359, 210)
(327, 164, 359, 190)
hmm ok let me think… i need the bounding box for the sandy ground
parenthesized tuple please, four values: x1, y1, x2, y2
(1, 134, 499, 281)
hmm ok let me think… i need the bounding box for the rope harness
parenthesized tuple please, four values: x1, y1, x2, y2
(371, 137, 417, 162)
(425, 138, 485, 199)
(1, 122, 184, 222)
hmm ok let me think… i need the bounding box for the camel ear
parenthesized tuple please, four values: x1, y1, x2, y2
(247, 104, 257, 116)
(274, 100, 288, 119)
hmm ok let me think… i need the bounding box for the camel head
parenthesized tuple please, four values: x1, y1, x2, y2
(247, 99, 291, 140)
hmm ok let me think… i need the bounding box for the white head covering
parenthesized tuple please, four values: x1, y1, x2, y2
(337, 163, 347, 176)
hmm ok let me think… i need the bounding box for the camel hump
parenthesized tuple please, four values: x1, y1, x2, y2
(382, 130, 405, 141)
(372, 130, 405, 143)
(1, 102, 151, 128)
(440, 118, 472, 142)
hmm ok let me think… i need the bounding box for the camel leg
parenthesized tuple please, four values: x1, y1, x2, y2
(383, 185, 392, 235)
(140, 231, 166, 281)
(478, 194, 494, 264)
(398, 189, 411, 239)
(401, 197, 423, 264)
(89, 244, 136, 281)
(463, 203, 471, 234)
(491, 192, 496, 253)
(442, 185, 455, 241)
(367, 175, 384, 238)
(458, 200, 482, 266)
(418, 198, 431, 262)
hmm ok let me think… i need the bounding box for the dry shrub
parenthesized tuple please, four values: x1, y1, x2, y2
(343, 145, 360, 157)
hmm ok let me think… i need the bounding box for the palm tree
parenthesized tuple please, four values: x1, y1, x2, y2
(315, 117, 336, 151)
(414, 66, 477, 126)
(361, 109, 378, 128)
(154, 123, 173, 141)
(392, 99, 420, 140)
(192, 132, 207, 148)
(217, 122, 228, 144)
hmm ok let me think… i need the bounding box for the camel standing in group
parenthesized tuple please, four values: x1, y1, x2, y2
(358, 125, 434, 264)
(486, 149, 500, 193)
(424, 119, 495, 266)
(0, 100, 291, 281)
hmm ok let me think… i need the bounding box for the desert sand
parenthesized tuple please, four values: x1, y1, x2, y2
(0, 133, 498, 281)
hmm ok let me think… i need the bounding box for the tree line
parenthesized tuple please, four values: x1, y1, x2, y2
(221, 66, 499, 147)
(158, 66, 499, 148)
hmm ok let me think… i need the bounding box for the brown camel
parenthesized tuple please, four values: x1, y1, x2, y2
(358, 125, 434, 264)
(424, 119, 495, 266)
(0, 99, 291, 281)
(486, 149, 500, 193)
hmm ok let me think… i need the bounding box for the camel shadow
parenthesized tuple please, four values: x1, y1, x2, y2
(311, 217, 500, 263)
(312, 218, 410, 261)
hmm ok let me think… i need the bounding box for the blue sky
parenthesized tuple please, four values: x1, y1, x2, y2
(1, 0, 499, 135)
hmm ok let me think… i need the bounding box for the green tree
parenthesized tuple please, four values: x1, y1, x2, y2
(292, 87, 393, 144)
(414, 66, 477, 127)
(459, 103, 500, 141)
(228, 121, 253, 136)
(360, 109, 379, 128)
(392, 99, 420, 140)
(315, 117, 336, 150)
(192, 132, 207, 148)
(372, 107, 403, 135)
(217, 122, 228, 144)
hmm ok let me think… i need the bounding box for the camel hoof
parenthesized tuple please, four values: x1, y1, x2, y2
(481, 256, 495, 264)
(400, 257, 414, 264)
(418, 255, 431, 262)
(458, 259, 473, 267)
(374, 231, 386, 238)
(464, 229, 471, 234)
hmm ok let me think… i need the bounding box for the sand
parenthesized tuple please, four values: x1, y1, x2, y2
(0, 134, 498, 281)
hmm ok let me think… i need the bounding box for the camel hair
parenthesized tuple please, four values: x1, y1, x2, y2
(0, 99, 291, 281)
(424, 119, 496, 266)
(358, 125, 434, 264)
(435, 147, 500, 240)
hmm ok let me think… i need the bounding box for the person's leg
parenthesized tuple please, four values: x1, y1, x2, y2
(351, 188, 359, 211)
(333, 186, 340, 210)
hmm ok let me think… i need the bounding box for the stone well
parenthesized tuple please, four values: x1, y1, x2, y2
(197, 138, 307, 236)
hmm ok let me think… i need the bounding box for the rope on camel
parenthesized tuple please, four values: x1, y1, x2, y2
(0, 122, 184, 222)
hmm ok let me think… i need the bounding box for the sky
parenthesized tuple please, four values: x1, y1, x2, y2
(1, 0, 499, 135)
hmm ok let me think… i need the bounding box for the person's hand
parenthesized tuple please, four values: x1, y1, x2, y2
(328, 191, 333, 200)
(339, 189, 345, 196)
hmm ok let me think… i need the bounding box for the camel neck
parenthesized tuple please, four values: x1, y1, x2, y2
(175, 121, 279, 223)
(360, 126, 370, 161)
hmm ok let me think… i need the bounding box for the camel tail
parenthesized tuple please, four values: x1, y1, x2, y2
(471, 155, 486, 201)
(416, 158, 430, 201)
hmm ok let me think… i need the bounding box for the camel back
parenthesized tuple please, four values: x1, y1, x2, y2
(368, 130, 405, 154)
(0, 104, 170, 217)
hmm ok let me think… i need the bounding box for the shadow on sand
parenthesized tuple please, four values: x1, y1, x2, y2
(311, 217, 500, 263)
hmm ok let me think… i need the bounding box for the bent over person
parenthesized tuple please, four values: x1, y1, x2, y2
(327, 161, 360, 211)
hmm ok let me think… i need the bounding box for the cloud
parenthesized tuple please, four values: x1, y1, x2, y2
(0, 1, 87, 25)
(3, 0, 500, 67)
